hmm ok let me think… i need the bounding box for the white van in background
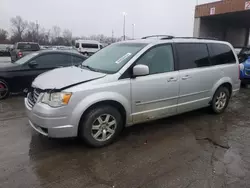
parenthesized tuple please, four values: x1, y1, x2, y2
(75, 40, 103, 56)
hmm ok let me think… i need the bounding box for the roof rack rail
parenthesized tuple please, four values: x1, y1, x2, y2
(173, 37, 218, 40)
(141, 35, 174, 39)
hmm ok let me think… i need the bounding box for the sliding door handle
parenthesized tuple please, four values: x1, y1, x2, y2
(167, 77, 178, 82)
(182, 75, 192, 80)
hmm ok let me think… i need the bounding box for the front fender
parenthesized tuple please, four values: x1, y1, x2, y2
(70, 91, 131, 128)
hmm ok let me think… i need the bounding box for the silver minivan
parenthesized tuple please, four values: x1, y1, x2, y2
(25, 37, 241, 147)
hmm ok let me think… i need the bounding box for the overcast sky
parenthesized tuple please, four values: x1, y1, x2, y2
(0, 0, 217, 38)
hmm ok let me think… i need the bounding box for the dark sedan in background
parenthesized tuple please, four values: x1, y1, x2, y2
(0, 50, 87, 99)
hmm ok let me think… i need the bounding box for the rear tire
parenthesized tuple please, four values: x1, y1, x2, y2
(0, 79, 10, 100)
(79, 105, 123, 147)
(211, 87, 230, 114)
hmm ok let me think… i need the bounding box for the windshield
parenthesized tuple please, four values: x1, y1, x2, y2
(14, 52, 39, 65)
(82, 43, 147, 73)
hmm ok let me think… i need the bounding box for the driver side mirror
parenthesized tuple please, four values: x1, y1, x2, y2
(133, 64, 149, 77)
(28, 60, 38, 68)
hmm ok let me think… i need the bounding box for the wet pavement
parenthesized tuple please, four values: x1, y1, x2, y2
(1, 89, 250, 188)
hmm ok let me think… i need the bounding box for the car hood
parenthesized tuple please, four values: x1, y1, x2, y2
(32, 66, 106, 90)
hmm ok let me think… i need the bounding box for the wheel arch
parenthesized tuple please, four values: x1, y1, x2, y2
(210, 78, 233, 104)
(219, 82, 232, 97)
(78, 100, 127, 133)
(70, 91, 131, 133)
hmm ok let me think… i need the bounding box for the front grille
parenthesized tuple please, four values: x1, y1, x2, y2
(27, 88, 42, 108)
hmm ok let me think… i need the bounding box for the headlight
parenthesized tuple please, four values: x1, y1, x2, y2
(41, 92, 72, 107)
(240, 63, 245, 71)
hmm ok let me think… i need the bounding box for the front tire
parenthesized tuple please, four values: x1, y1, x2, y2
(0, 79, 10, 100)
(211, 87, 230, 114)
(79, 105, 123, 147)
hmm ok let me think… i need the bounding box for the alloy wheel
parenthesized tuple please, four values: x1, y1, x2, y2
(91, 114, 117, 142)
(0, 81, 8, 99)
(215, 91, 227, 110)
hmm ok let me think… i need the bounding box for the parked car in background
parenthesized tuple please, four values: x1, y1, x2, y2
(0, 50, 87, 99)
(6, 44, 13, 55)
(75, 40, 103, 56)
(238, 46, 250, 85)
(10, 42, 40, 62)
(25, 36, 240, 147)
(0, 44, 11, 56)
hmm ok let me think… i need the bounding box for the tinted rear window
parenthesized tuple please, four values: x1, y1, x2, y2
(176, 43, 210, 70)
(75, 43, 79, 48)
(81, 43, 98, 49)
(209, 43, 236, 65)
(17, 43, 40, 51)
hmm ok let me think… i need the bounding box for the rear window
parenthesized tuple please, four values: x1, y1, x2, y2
(81, 43, 98, 49)
(176, 43, 210, 70)
(17, 43, 40, 51)
(209, 43, 236, 65)
(75, 43, 79, 48)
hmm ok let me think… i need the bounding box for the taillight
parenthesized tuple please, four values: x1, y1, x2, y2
(18, 51, 22, 57)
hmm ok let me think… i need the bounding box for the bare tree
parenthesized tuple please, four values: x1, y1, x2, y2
(27, 21, 39, 42)
(37, 28, 51, 45)
(0, 29, 8, 41)
(51, 26, 61, 39)
(63, 29, 72, 45)
(10, 16, 28, 42)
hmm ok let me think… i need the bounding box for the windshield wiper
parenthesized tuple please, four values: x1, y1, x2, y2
(81, 64, 100, 72)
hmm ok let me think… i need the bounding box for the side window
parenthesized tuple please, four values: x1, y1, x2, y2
(136, 44, 174, 74)
(81, 43, 98, 49)
(176, 43, 210, 70)
(209, 43, 236, 65)
(34, 53, 71, 68)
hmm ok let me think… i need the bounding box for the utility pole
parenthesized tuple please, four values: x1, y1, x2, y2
(112, 29, 114, 43)
(132, 24, 135, 39)
(36, 20, 39, 43)
(123, 12, 127, 40)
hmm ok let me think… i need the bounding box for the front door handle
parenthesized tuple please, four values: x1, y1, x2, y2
(182, 75, 192, 80)
(167, 77, 178, 82)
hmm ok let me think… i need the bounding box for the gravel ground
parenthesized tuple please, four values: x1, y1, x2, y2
(1, 88, 250, 188)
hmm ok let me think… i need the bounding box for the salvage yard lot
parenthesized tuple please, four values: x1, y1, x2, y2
(1, 89, 250, 187)
(1, 58, 250, 188)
